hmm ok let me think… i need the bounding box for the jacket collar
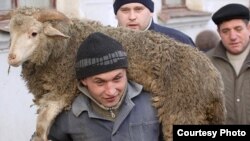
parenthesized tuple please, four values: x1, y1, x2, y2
(148, 19, 155, 30)
(72, 81, 143, 117)
(211, 41, 250, 71)
(143, 18, 153, 31)
(211, 41, 228, 61)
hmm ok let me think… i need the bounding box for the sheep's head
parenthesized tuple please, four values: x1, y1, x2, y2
(8, 8, 71, 67)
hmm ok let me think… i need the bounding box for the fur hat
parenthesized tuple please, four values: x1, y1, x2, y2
(75, 32, 128, 80)
(212, 3, 250, 25)
(113, 0, 154, 14)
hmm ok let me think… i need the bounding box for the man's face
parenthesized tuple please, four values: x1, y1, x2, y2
(218, 19, 250, 55)
(81, 69, 127, 108)
(116, 3, 153, 31)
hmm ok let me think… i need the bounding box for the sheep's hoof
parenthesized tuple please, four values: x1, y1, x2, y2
(31, 136, 48, 141)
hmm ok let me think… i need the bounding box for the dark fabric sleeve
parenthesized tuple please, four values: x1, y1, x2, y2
(48, 111, 73, 141)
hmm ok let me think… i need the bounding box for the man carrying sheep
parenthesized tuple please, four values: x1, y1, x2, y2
(47, 32, 163, 141)
(113, 0, 195, 46)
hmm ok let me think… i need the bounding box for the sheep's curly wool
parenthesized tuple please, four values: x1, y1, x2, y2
(7, 7, 226, 141)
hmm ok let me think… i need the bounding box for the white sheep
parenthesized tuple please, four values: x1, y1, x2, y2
(6, 7, 226, 141)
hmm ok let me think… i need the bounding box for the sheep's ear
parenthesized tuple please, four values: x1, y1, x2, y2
(44, 24, 70, 38)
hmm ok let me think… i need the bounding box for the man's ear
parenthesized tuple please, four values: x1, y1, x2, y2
(81, 79, 87, 86)
(217, 27, 220, 34)
(150, 12, 153, 17)
(247, 22, 250, 32)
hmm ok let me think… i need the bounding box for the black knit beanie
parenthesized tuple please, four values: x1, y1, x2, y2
(75, 32, 128, 80)
(113, 0, 154, 15)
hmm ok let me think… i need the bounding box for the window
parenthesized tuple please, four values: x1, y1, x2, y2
(0, 0, 56, 50)
(159, 0, 187, 22)
(0, 0, 12, 11)
(158, 0, 212, 35)
(162, 0, 185, 8)
(0, 0, 56, 22)
(0, 0, 56, 11)
(17, 0, 56, 8)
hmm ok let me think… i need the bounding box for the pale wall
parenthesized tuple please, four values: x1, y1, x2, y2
(0, 49, 36, 141)
(184, 0, 249, 40)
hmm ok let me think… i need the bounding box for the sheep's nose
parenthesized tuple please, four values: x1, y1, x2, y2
(8, 53, 16, 60)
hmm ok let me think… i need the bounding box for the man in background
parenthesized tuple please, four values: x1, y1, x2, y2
(195, 29, 220, 52)
(113, 0, 195, 46)
(206, 3, 250, 124)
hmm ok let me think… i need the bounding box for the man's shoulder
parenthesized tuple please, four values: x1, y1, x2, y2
(205, 48, 215, 57)
(205, 44, 223, 57)
(153, 23, 185, 36)
(151, 23, 195, 46)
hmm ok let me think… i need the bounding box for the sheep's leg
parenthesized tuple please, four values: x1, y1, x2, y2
(32, 100, 66, 141)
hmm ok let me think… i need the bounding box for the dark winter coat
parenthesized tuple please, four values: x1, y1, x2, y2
(48, 81, 162, 141)
(149, 21, 195, 46)
(206, 42, 250, 124)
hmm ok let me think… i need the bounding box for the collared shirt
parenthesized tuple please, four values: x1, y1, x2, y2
(48, 81, 162, 141)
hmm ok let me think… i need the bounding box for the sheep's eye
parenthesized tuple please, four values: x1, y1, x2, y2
(31, 32, 37, 37)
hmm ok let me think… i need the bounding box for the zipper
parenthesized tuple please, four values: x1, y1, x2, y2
(109, 108, 116, 118)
